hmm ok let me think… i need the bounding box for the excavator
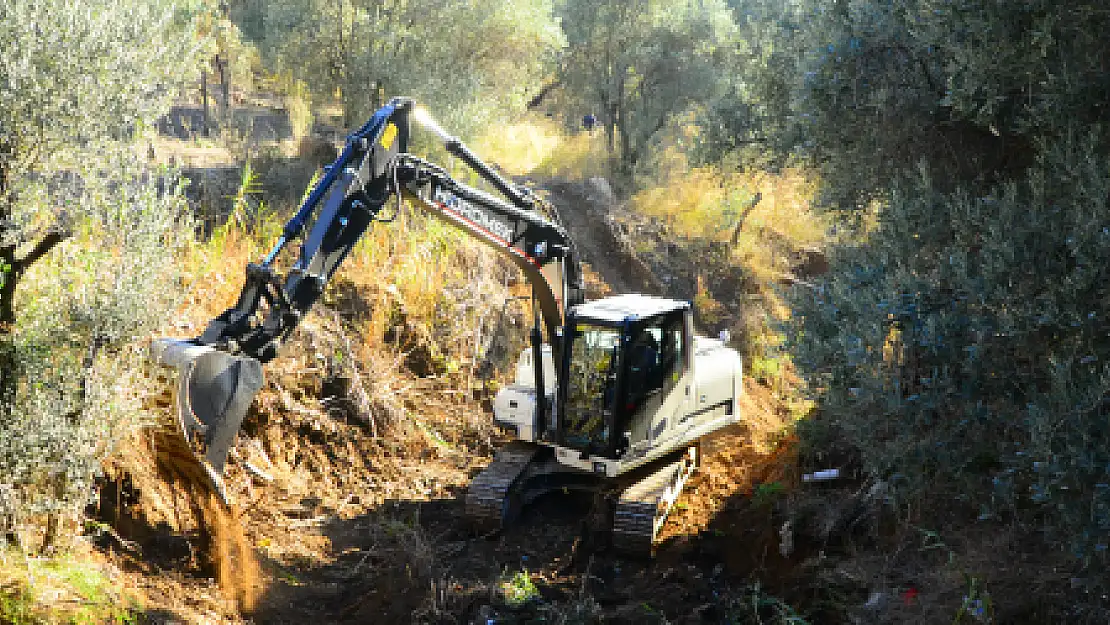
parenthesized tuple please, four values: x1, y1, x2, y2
(151, 97, 742, 555)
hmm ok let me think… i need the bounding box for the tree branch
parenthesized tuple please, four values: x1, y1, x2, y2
(15, 228, 66, 274)
(1, 228, 68, 328)
(527, 80, 561, 110)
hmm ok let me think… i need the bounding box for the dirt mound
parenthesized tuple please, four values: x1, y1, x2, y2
(530, 177, 663, 297)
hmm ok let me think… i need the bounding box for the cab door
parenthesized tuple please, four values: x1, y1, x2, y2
(620, 311, 692, 455)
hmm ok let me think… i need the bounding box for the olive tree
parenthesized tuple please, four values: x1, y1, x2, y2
(557, 0, 737, 177)
(0, 0, 209, 550)
(235, 0, 564, 137)
(755, 0, 1110, 604)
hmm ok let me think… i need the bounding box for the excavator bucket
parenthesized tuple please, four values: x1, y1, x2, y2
(150, 338, 264, 500)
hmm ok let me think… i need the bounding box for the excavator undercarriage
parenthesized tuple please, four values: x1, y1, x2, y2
(466, 443, 699, 556)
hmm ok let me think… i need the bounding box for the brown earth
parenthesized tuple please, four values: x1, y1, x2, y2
(91, 158, 1058, 624)
(91, 164, 1066, 624)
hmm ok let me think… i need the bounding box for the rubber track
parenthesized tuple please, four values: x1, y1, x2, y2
(465, 442, 539, 531)
(612, 447, 698, 555)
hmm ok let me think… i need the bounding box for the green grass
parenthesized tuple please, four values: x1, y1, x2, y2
(498, 569, 540, 608)
(0, 588, 46, 625)
(0, 552, 143, 625)
(470, 116, 610, 179)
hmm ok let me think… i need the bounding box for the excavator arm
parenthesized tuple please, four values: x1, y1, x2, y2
(152, 97, 582, 495)
(188, 97, 581, 361)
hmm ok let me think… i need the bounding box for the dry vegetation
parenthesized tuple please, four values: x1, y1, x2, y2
(0, 97, 904, 624)
(11, 1, 1108, 622)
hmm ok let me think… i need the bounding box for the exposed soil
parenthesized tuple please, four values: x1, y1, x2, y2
(101, 373, 798, 625)
(89, 160, 1073, 624)
(530, 177, 664, 298)
(91, 132, 1066, 624)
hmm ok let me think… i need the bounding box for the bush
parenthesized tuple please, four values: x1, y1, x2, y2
(790, 132, 1110, 571)
(1, 155, 192, 551)
(723, 0, 1110, 208)
(0, 0, 206, 550)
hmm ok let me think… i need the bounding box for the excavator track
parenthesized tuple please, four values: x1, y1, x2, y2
(465, 442, 540, 531)
(612, 445, 698, 555)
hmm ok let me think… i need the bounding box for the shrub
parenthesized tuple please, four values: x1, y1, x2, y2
(790, 132, 1110, 571)
(0, 0, 207, 551)
(1, 155, 192, 551)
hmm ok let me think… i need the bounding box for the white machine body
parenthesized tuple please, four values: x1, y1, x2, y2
(492, 294, 742, 477)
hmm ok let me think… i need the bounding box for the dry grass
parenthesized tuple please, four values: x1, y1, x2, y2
(632, 166, 825, 284)
(533, 129, 609, 180)
(471, 117, 565, 176)
(469, 114, 609, 179)
(623, 161, 827, 389)
(94, 187, 526, 617)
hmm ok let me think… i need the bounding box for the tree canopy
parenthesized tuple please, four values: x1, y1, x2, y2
(233, 0, 565, 136)
(557, 0, 737, 175)
(0, 0, 207, 549)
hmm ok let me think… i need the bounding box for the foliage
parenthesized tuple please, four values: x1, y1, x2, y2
(0, 589, 44, 625)
(0, 0, 207, 159)
(233, 0, 564, 137)
(498, 569, 541, 608)
(2, 159, 192, 551)
(791, 133, 1110, 576)
(557, 0, 737, 177)
(0, 0, 204, 550)
(718, 0, 1110, 205)
(695, 0, 1110, 605)
(0, 0, 207, 321)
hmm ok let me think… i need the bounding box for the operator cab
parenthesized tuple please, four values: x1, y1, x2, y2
(558, 294, 692, 459)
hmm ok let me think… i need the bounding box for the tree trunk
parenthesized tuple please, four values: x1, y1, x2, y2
(0, 229, 66, 329)
(0, 146, 15, 407)
(218, 54, 230, 118)
(201, 68, 209, 137)
(616, 71, 631, 177)
(0, 246, 17, 329)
